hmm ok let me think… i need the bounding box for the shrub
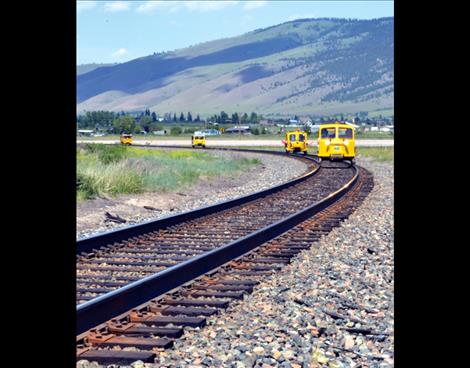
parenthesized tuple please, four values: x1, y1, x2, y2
(84, 144, 127, 164)
(170, 126, 182, 135)
(184, 127, 196, 134)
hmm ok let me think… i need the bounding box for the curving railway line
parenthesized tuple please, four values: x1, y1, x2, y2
(76, 148, 374, 365)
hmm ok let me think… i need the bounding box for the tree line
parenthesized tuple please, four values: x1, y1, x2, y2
(207, 111, 263, 125)
(77, 109, 266, 134)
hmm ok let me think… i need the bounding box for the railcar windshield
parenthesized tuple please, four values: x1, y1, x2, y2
(338, 128, 353, 138)
(321, 128, 336, 139)
(298, 134, 305, 142)
(289, 134, 296, 141)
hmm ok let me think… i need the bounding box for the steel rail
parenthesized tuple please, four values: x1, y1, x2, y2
(77, 161, 358, 334)
(76, 148, 319, 255)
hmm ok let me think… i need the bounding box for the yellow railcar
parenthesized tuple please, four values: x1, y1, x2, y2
(283, 130, 308, 155)
(120, 134, 133, 145)
(317, 122, 355, 161)
(191, 132, 206, 148)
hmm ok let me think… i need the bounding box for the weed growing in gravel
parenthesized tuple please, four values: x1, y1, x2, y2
(77, 145, 261, 201)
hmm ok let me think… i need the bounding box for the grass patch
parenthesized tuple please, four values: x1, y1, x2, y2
(355, 131, 394, 139)
(356, 147, 394, 162)
(77, 145, 261, 202)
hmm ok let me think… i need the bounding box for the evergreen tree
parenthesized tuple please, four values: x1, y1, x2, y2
(151, 112, 157, 122)
(250, 112, 258, 124)
(179, 112, 185, 122)
(220, 111, 228, 124)
(195, 114, 200, 122)
(232, 112, 239, 125)
(241, 113, 248, 124)
(139, 116, 153, 133)
(187, 112, 193, 122)
(173, 113, 177, 122)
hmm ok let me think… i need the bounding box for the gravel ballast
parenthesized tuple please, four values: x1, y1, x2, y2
(77, 156, 393, 368)
(77, 150, 309, 239)
(146, 158, 393, 368)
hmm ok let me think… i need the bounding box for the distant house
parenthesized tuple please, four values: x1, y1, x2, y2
(77, 129, 94, 137)
(380, 126, 394, 132)
(152, 130, 167, 135)
(202, 129, 221, 136)
(225, 126, 251, 134)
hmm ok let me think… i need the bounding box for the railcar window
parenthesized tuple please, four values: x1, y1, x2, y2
(338, 128, 353, 138)
(298, 134, 305, 142)
(321, 128, 336, 138)
(289, 134, 296, 141)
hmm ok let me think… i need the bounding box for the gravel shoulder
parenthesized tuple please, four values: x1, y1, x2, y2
(148, 157, 394, 367)
(77, 150, 309, 239)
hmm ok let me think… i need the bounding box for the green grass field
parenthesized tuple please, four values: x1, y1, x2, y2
(355, 131, 394, 139)
(356, 147, 394, 162)
(77, 144, 260, 202)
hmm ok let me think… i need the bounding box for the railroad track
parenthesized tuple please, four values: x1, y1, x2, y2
(76, 148, 373, 365)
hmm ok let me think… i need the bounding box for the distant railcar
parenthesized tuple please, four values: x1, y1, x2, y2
(283, 130, 308, 155)
(191, 132, 206, 148)
(317, 122, 355, 162)
(120, 134, 133, 145)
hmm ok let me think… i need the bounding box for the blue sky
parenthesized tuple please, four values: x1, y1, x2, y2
(77, 1, 394, 64)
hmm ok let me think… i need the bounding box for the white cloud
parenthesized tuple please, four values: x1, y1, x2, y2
(111, 48, 128, 59)
(184, 1, 239, 12)
(104, 1, 130, 12)
(136, 1, 181, 13)
(137, 1, 239, 13)
(77, 1, 97, 13)
(287, 13, 317, 21)
(243, 1, 267, 11)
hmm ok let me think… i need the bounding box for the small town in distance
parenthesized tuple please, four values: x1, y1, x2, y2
(77, 109, 394, 137)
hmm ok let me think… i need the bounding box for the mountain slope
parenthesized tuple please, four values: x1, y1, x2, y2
(77, 18, 393, 116)
(77, 63, 118, 75)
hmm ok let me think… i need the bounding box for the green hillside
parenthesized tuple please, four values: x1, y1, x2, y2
(77, 18, 393, 116)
